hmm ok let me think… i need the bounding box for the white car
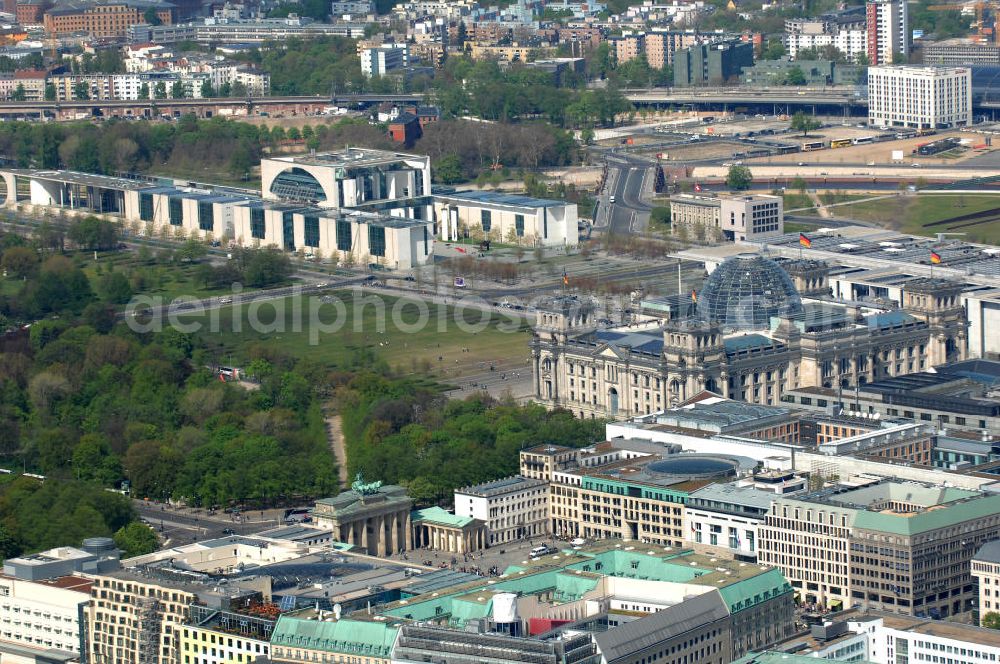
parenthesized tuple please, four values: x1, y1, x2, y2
(609, 195, 616, 203)
(570, 537, 586, 546)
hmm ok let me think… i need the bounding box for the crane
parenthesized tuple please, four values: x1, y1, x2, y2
(927, 1, 1000, 43)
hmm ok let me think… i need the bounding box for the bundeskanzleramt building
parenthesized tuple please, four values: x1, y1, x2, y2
(758, 480, 1000, 617)
(432, 189, 579, 248)
(867, 65, 972, 130)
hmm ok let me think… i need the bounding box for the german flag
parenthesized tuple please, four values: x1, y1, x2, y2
(799, 233, 812, 248)
(930, 250, 942, 264)
(691, 289, 698, 303)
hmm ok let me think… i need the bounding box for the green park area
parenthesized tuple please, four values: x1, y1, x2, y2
(183, 291, 532, 381)
(832, 194, 1000, 245)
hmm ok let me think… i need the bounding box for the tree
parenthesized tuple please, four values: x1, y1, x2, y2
(985, 613, 1000, 630)
(44, 83, 56, 101)
(177, 239, 208, 263)
(726, 164, 753, 191)
(154, 82, 167, 99)
(10, 84, 26, 101)
(433, 153, 464, 184)
(2, 246, 38, 279)
(200, 80, 214, 98)
(784, 66, 807, 86)
(231, 81, 248, 97)
(170, 81, 185, 99)
(580, 127, 595, 145)
(143, 6, 162, 24)
(791, 176, 808, 193)
(139, 82, 150, 99)
(98, 271, 133, 304)
(114, 522, 159, 558)
(791, 111, 822, 136)
(762, 39, 786, 60)
(73, 81, 90, 100)
(67, 216, 119, 251)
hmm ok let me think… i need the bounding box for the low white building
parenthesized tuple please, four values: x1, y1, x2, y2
(868, 65, 972, 129)
(784, 28, 867, 61)
(0, 574, 92, 660)
(433, 190, 579, 248)
(231, 202, 435, 269)
(684, 483, 771, 561)
(454, 476, 549, 546)
(670, 193, 783, 242)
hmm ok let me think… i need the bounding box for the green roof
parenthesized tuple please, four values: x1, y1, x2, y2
(717, 568, 793, 614)
(270, 617, 398, 657)
(411, 506, 476, 528)
(852, 493, 1000, 536)
(567, 549, 708, 583)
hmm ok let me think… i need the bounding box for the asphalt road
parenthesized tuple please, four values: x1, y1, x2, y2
(133, 500, 282, 547)
(600, 154, 657, 235)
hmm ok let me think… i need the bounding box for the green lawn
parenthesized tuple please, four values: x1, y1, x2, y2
(784, 193, 817, 215)
(182, 291, 532, 380)
(833, 194, 1000, 245)
(81, 255, 241, 303)
(818, 191, 866, 206)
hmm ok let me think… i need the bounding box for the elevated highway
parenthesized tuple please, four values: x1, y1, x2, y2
(0, 93, 425, 121)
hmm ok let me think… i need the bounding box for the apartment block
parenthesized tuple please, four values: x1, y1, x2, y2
(866, 0, 908, 65)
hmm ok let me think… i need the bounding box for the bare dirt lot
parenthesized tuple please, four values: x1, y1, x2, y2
(751, 131, 992, 166)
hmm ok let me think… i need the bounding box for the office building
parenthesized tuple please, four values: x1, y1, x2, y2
(44, 0, 174, 37)
(531, 255, 966, 418)
(270, 616, 398, 664)
(0, 574, 92, 661)
(669, 193, 783, 242)
(868, 65, 972, 130)
(758, 480, 1000, 616)
(866, 0, 908, 65)
(973, 541, 1000, 624)
(179, 605, 274, 664)
(924, 38, 1000, 65)
(684, 483, 772, 561)
(433, 189, 579, 248)
(3, 538, 121, 581)
(360, 44, 408, 78)
(673, 41, 753, 87)
(454, 476, 549, 546)
(87, 572, 198, 664)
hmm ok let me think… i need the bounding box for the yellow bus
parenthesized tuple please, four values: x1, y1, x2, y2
(830, 138, 853, 148)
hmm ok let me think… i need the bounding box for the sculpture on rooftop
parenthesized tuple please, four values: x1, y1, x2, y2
(352, 472, 382, 496)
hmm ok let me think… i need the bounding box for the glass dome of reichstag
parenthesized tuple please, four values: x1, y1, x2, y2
(695, 253, 803, 331)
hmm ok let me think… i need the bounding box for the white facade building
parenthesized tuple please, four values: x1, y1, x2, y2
(684, 483, 771, 561)
(433, 190, 579, 248)
(0, 574, 92, 659)
(784, 29, 867, 61)
(868, 65, 972, 129)
(454, 476, 549, 546)
(360, 44, 409, 78)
